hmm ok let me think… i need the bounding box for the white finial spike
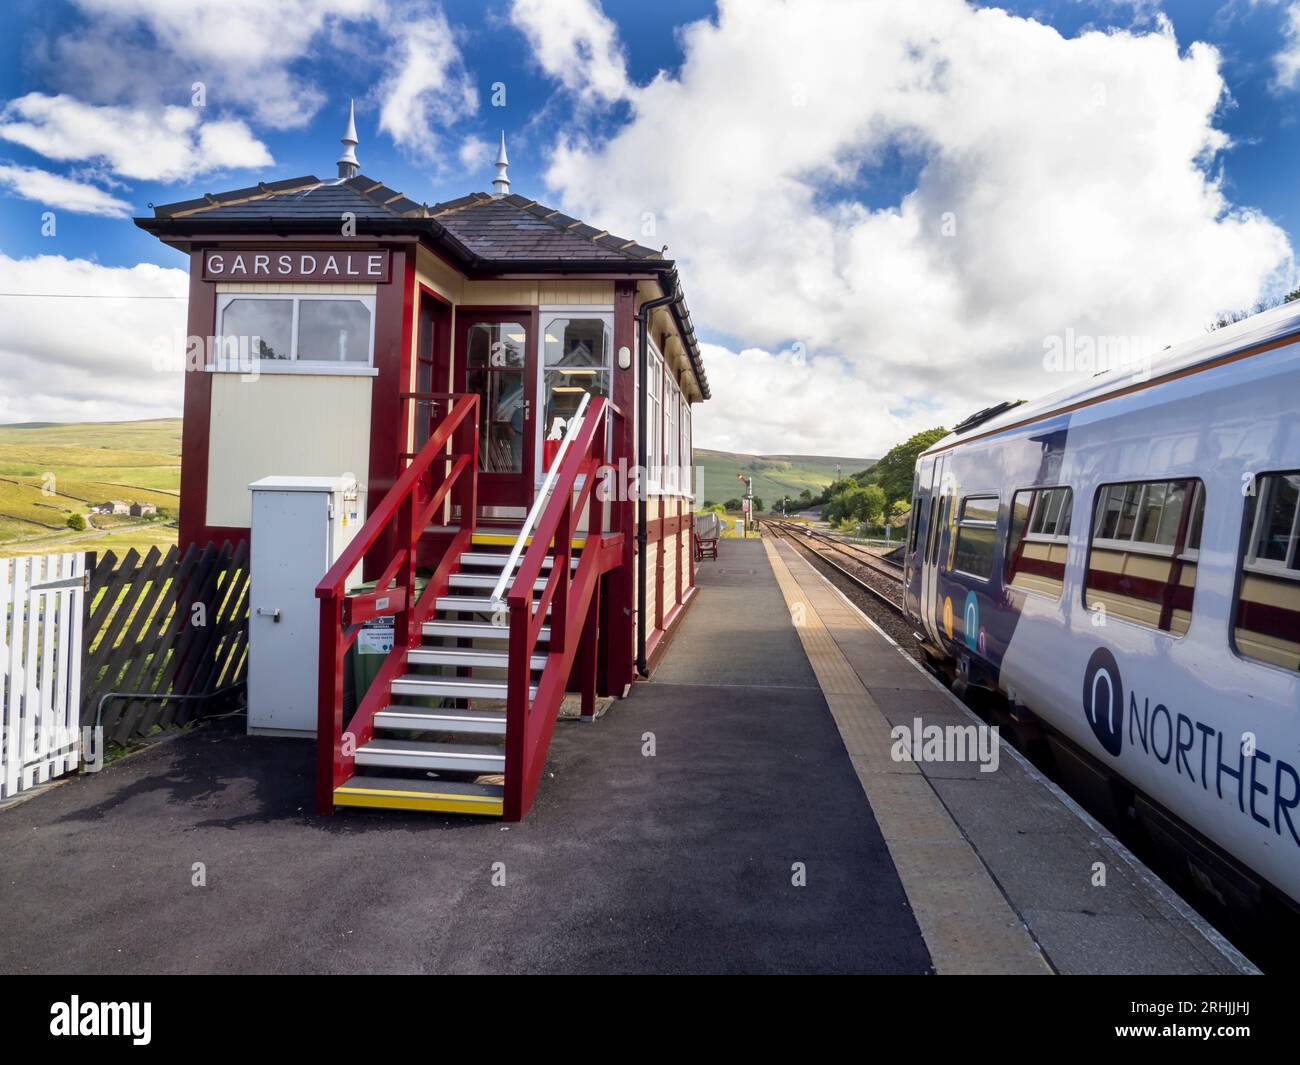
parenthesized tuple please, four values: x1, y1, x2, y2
(338, 98, 359, 180)
(492, 129, 510, 198)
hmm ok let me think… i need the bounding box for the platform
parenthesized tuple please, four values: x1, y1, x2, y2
(0, 538, 1258, 974)
(761, 535, 1255, 975)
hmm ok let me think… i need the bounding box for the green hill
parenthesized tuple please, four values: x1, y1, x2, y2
(694, 449, 875, 508)
(0, 418, 181, 553)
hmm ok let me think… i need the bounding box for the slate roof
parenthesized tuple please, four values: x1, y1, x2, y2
(138, 174, 709, 398)
(144, 175, 664, 263)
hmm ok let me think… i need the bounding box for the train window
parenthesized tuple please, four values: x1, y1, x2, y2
(1085, 478, 1204, 635)
(1006, 486, 1073, 598)
(952, 495, 999, 580)
(908, 496, 921, 553)
(1233, 471, 1300, 672)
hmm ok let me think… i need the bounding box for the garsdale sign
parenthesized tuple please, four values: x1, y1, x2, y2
(1082, 647, 1300, 850)
(201, 249, 390, 283)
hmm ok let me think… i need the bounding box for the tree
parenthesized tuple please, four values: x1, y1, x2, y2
(752, 496, 764, 513)
(1209, 287, 1300, 331)
(66, 513, 87, 531)
(724, 497, 742, 511)
(889, 499, 911, 529)
(861, 427, 947, 506)
(856, 484, 886, 526)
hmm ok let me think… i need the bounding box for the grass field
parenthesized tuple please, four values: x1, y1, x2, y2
(0, 419, 181, 550)
(694, 449, 875, 507)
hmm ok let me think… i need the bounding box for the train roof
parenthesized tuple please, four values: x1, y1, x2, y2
(924, 299, 1300, 456)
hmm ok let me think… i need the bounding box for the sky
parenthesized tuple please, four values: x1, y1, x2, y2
(0, 0, 1298, 457)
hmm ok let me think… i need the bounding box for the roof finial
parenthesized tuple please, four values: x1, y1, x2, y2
(492, 130, 510, 198)
(337, 98, 359, 180)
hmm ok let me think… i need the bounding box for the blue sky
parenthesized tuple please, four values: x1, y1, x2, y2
(1, 0, 1298, 453)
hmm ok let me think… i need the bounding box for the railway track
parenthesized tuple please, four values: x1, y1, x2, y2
(767, 521, 905, 615)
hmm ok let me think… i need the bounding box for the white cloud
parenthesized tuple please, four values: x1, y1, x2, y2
(1274, 2, 1300, 89)
(376, 6, 478, 158)
(0, 163, 132, 217)
(692, 343, 935, 457)
(540, 0, 1294, 456)
(458, 135, 492, 173)
(510, 0, 630, 104)
(0, 254, 188, 424)
(55, 0, 373, 129)
(0, 93, 273, 182)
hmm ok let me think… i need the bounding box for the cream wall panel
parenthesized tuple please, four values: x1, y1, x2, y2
(206, 373, 372, 528)
(538, 280, 615, 305)
(415, 247, 465, 304)
(462, 280, 538, 305)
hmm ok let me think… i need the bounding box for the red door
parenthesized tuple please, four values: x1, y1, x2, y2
(455, 311, 537, 510)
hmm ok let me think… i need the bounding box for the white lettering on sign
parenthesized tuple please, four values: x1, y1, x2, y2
(202, 249, 390, 282)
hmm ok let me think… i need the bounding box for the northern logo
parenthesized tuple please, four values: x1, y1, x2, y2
(1082, 647, 1124, 756)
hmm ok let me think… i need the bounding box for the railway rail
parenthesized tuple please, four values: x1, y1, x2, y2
(766, 521, 905, 615)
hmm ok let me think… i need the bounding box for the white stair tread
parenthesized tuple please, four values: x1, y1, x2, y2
(406, 647, 547, 670)
(359, 738, 504, 759)
(391, 675, 538, 699)
(436, 595, 551, 614)
(338, 775, 503, 799)
(355, 738, 505, 771)
(374, 707, 507, 734)
(422, 619, 550, 641)
(450, 572, 549, 591)
(460, 552, 577, 570)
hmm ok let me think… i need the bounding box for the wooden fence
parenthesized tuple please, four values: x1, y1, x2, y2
(83, 540, 249, 744)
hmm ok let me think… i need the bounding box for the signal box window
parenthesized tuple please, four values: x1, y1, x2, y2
(1006, 486, 1072, 599)
(1234, 471, 1300, 672)
(952, 496, 999, 580)
(1085, 479, 1204, 635)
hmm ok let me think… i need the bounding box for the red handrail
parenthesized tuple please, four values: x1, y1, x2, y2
(314, 393, 479, 813)
(502, 397, 625, 820)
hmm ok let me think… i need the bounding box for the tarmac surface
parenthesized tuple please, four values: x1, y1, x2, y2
(0, 537, 931, 975)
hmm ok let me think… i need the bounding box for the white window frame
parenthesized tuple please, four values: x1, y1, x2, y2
(680, 392, 693, 500)
(534, 307, 614, 487)
(1244, 471, 1300, 582)
(951, 494, 999, 582)
(1092, 479, 1202, 562)
(1025, 486, 1073, 543)
(665, 372, 678, 494)
(214, 292, 377, 375)
(646, 339, 665, 493)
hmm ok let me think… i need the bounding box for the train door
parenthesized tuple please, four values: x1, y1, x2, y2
(920, 453, 948, 646)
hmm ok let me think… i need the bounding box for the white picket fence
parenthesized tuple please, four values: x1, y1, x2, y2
(0, 552, 87, 799)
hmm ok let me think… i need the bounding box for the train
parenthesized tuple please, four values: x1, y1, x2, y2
(903, 301, 1300, 913)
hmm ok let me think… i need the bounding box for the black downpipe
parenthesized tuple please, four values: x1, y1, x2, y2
(636, 287, 679, 676)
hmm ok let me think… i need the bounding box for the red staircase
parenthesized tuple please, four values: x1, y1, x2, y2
(314, 393, 623, 819)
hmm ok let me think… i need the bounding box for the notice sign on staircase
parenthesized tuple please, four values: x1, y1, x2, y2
(357, 616, 394, 656)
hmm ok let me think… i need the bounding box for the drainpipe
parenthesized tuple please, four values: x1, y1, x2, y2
(636, 282, 679, 677)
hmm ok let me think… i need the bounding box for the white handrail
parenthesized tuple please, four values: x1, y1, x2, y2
(490, 391, 592, 605)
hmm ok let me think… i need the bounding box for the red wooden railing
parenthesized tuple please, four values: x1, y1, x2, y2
(503, 397, 625, 821)
(314, 393, 479, 814)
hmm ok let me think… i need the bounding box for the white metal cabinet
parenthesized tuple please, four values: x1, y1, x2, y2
(247, 476, 364, 736)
